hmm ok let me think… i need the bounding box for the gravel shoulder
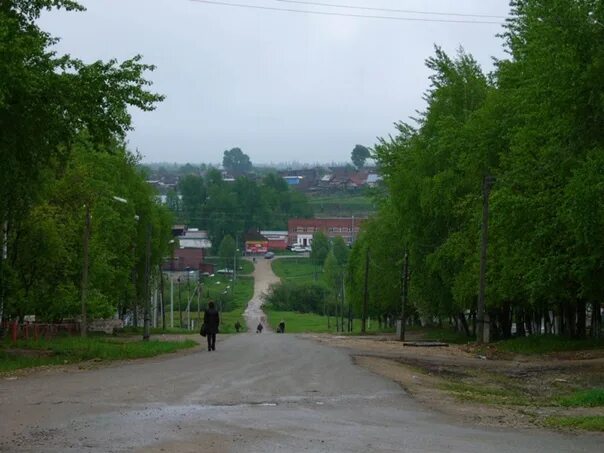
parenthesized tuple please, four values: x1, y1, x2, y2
(310, 334, 604, 431)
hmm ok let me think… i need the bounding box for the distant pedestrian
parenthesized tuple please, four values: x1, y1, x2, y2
(234, 320, 242, 333)
(278, 320, 285, 334)
(256, 323, 264, 334)
(203, 301, 220, 351)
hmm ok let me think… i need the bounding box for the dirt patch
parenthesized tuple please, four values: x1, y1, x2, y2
(311, 334, 604, 431)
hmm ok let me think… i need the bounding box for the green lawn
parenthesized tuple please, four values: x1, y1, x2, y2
(265, 307, 394, 334)
(0, 336, 196, 373)
(272, 258, 319, 284)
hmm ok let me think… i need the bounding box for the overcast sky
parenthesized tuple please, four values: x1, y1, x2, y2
(39, 0, 511, 165)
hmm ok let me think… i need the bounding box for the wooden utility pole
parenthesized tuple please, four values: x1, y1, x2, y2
(399, 249, 409, 341)
(361, 248, 369, 334)
(80, 205, 91, 337)
(143, 223, 152, 341)
(477, 176, 495, 344)
(159, 267, 166, 331)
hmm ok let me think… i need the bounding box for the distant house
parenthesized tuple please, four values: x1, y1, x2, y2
(178, 228, 212, 249)
(288, 217, 365, 247)
(260, 230, 288, 250)
(283, 176, 304, 186)
(163, 226, 212, 273)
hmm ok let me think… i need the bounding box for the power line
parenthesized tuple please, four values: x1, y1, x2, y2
(188, 0, 503, 25)
(276, 0, 506, 20)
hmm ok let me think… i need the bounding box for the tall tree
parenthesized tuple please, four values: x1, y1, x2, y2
(222, 147, 252, 177)
(351, 145, 371, 169)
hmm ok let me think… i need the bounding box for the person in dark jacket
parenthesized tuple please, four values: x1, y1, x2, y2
(203, 301, 220, 351)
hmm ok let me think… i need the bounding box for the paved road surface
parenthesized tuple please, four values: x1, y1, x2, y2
(0, 259, 601, 452)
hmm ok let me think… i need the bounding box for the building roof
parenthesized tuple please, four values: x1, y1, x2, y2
(244, 230, 268, 242)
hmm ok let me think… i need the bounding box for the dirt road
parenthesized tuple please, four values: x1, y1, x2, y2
(0, 259, 601, 451)
(243, 257, 279, 332)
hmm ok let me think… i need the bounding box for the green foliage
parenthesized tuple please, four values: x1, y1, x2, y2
(351, 144, 371, 169)
(264, 281, 329, 315)
(218, 235, 236, 270)
(173, 172, 312, 248)
(0, 1, 166, 323)
(347, 1, 604, 339)
(222, 147, 252, 176)
(310, 231, 329, 264)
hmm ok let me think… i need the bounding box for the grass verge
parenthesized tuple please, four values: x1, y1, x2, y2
(0, 336, 196, 373)
(544, 416, 604, 432)
(558, 389, 604, 407)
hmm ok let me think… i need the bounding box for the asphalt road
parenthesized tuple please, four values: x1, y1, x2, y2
(0, 259, 601, 452)
(1, 333, 601, 452)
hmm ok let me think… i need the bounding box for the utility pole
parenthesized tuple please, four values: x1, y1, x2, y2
(340, 274, 345, 332)
(361, 248, 369, 334)
(143, 223, 152, 341)
(80, 204, 91, 337)
(399, 249, 409, 341)
(477, 176, 495, 344)
(160, 268, 165, 331)
(178, 277, 182, 328)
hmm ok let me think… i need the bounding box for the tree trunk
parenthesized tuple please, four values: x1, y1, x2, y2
(501, 301, 512, 339)
(458, 312, 471, 338)
(516, 309, 526, 337)
(592, 301, 601, 338)
(576, 299, 586, 338)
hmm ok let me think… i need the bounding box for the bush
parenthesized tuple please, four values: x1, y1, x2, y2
(264, 281, 329, 315)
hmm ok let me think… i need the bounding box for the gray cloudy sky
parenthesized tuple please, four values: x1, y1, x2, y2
(39, 0, 511, 164)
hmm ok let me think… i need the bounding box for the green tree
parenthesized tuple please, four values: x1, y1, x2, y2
(351, 145, 371, 169)
(310, 232, 329, 265)
(0, 0, 163, 321)
(222, 147, 252, 177)
(218, 235, 236, 270)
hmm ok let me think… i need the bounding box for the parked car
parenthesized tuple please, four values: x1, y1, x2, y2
(291, 246, 306, 252)
(264, 252, 275, 259)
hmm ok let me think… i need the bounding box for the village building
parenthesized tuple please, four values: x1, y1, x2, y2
(244, 230, 269, 254)
(260, 230, 288, 250)
(287, 217, 364, 247)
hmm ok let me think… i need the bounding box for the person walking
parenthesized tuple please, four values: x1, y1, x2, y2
(203, 301, 220, 351)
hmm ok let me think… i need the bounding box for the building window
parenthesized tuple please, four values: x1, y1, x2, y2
(296, 227, 304, 232)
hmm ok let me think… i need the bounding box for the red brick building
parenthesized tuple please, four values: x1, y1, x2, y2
(288, 217, 364, 247)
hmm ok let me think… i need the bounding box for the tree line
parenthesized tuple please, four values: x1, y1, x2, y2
(0, 1, 172, 327)
(347, 0, 603, 339)
(170, 169, 312, 249)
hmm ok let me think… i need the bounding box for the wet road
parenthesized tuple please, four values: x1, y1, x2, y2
(0, 333, 601, 452)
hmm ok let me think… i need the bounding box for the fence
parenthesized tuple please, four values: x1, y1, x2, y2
(1, 321, 80, 342)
